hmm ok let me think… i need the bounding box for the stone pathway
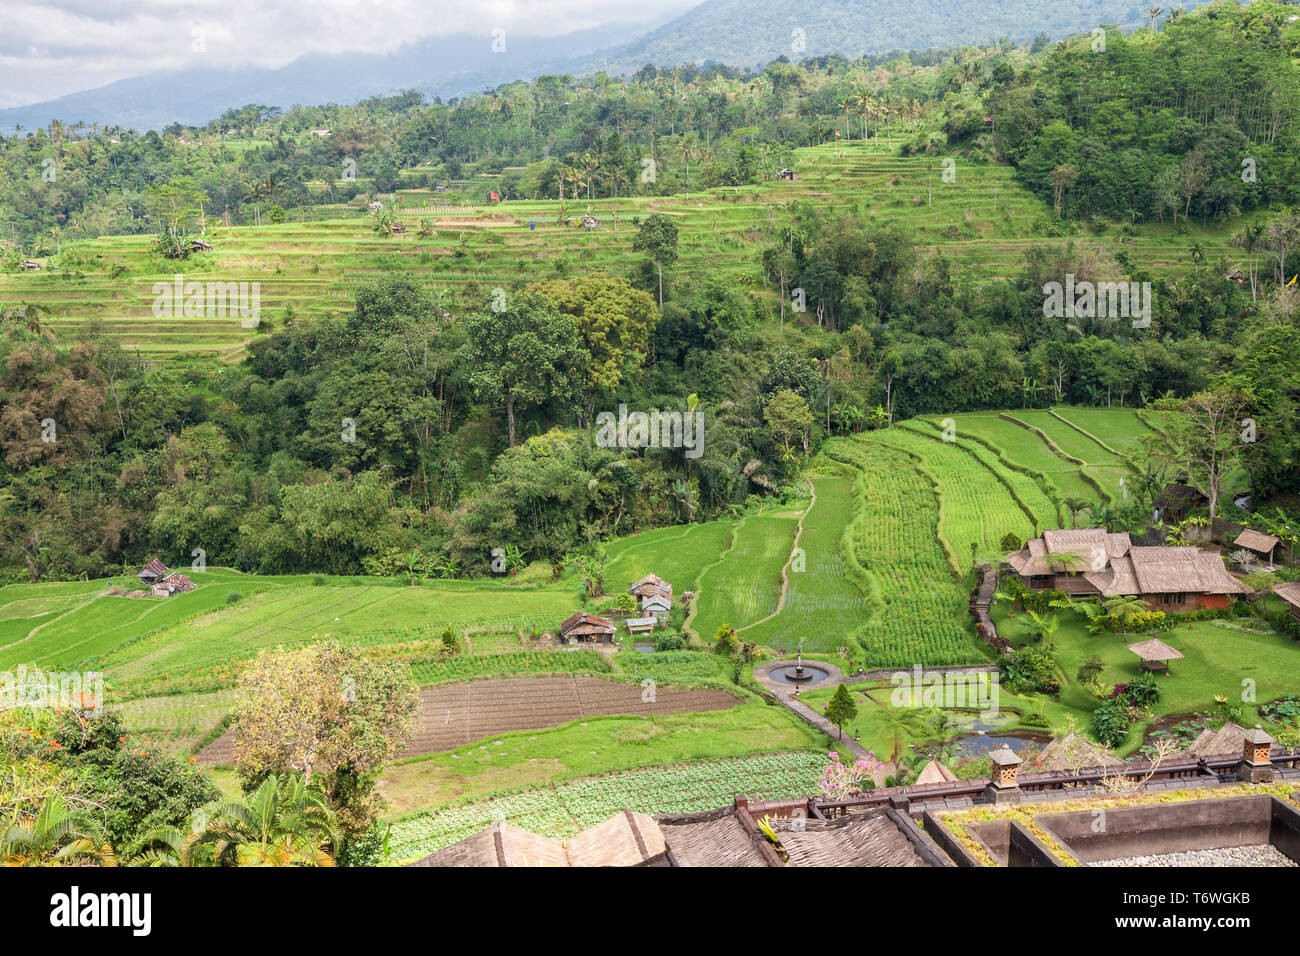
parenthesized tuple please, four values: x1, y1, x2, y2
(751, 660, 1002, 786)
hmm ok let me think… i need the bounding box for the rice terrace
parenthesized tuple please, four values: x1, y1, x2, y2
(3, 0, 1300, 908)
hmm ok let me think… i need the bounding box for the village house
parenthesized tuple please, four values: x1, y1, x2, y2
(641, 593, 672, 617)
(559, 611, 617, 644)
(1005, 528, 1247, 610)
(151, 572, 197, 598)
(628, 574, 671, 601)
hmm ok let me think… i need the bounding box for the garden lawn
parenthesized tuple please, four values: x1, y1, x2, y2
(992, 602, 1300, 753)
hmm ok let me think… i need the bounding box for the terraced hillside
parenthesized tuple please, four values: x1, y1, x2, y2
(0, 140, 1245, 359)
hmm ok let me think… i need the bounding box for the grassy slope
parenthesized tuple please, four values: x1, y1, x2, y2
(0, 140, 1247, 359)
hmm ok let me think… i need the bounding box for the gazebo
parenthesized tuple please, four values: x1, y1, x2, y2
(1234, 529, 1280, 567)
(1127, 637, 1185, 674)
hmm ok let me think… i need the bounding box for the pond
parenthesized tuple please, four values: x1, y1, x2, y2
(633, 642, 654, 654)
(948, 731, 1050, 758)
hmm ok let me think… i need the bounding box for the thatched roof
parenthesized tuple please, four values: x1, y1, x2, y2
(565, 810, 666, 866)
(1083, 554, 1139, 596)
(1127, 637, 1184, 662)
(1007, 530, 1130, 575)
(410, 820, 568, 867)
(656, 807, 773, 867)
(1032, 732, 1122, 772)
(772, 811, 928, 867)
(1234, 529, 1280, 555)
(1274, 581, 1300, 611)
(1129, 546, 1247, 595)
(559, 612, 616, 637)
(1180, 722, 1266, 759)
(410, 811, 666, 867)
(913, 759, 958, 785)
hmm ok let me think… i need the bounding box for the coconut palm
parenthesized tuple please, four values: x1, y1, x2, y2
(1062, 497, 1093, 528)
(1, 794, 116, 866)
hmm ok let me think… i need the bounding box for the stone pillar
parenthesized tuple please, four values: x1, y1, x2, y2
(984, 747, 1023, 805)
(1235, 726, 1275, 783)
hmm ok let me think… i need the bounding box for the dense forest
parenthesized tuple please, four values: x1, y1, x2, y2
(2, 2, 1299, 582)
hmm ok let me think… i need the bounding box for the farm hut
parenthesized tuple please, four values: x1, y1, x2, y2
(641, 594, 672, 617)
(1233, 529, 1280, 567)
(190, 239, 213, 253)
(367, 201, 383, 211)
(559, 611, 617, 644)
(626, 616, 657, 635)
(578, 213, 602, 230)
(628, 574, 672, 601)
(310, 129, 332, 137)
(1273, 582, 1300, 623)
(776, 168, 798, 182)
(21, 260, 41, 271)
(1126, 637, 1184, 674)
(137, 558, 170, 585)
(1225, 268, 1247, 285)
(161, 572, 197, 595)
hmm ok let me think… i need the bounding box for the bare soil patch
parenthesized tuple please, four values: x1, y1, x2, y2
(195, 676, 739, 766)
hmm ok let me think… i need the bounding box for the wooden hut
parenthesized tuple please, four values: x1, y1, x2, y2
(626, 616, 657, 636)
(776, 168, 798, 182)
(190, 239, 213, 253)
(1234, 529, 1280, 567)
(628, 574, 672, 602)
(559, 611, 617, 644)
(21, 260, 41, 271)
(137, 558, 170, 586)
(641, 593, 672, 616)
(1273, 581, 1300, 623)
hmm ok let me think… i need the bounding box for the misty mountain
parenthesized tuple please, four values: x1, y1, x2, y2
(591, 0, 1216, 71)
(1, 0, 1215, 133)
(0, 23, 651, 134)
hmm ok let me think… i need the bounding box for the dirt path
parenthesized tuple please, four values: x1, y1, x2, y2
(735, 479, 817, 635)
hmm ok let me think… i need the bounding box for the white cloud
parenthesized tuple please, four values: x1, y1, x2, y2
(1, 0, 695, 107)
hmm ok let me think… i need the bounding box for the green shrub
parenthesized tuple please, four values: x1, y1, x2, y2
(653, 632, 685, 652)
(1091, 699, 1130, 748)
(226, 591, 243, 605)
(1001, 647, 1060, 696)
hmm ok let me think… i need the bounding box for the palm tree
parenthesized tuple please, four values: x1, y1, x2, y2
(1, 795, 116, 866)
(1103, 595, 1148, 637)
(1147, 7, 1163, 31)
(1062, 497, 1093, 528)
(1025, 609, 1060, 648)
(169, 774, 340, 867)
(676, 133, 699, 188)
(876, 706, 929, 765)
(1232, 223, 1264, 303)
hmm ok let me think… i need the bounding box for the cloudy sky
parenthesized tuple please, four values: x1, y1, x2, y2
(0, 0, 696, 108)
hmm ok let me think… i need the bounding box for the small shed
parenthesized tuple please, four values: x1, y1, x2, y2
(21, 260, 41, 271)
(1234, 529, 1280, 566)
(578, 213, 601, 230)
(190, 239, 213, 253)
(777, 168, 798, 182)
(1154, 483, 1208, 523)
(137, 558, 170, 585)
(367, 201, 383, 211)
(559, 611, 617, 644)
(641, 594, 672, 616)
(1273, 581, 1300, 623)
(626, 616, 657, 635)
(1127, 637, 1184, 674)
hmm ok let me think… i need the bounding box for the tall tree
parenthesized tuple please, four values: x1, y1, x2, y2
(632, 214, 679, 307)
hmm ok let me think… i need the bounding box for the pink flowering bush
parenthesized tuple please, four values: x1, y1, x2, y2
(817, 750, 884, 800)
